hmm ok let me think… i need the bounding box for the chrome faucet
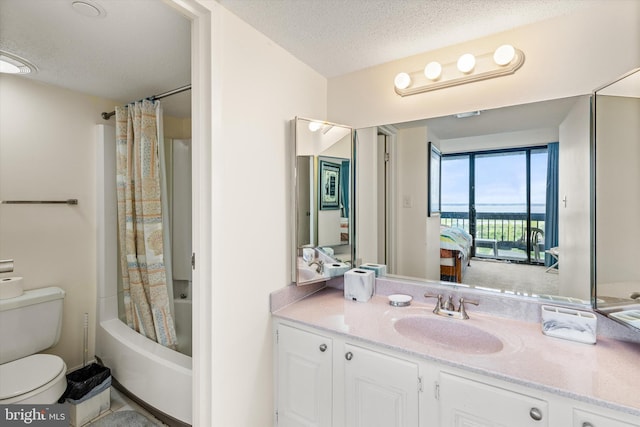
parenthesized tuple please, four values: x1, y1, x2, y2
(424, 293, 479, 320)
(308, 260, 324, 274)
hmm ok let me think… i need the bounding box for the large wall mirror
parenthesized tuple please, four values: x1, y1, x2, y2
(293, 117, 354, 285)
(357, 95, 594, 304)
(593, 68, 640, 330)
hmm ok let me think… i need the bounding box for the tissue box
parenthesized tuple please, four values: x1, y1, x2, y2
(541, 305, 597, 344)
(344, 268, 375, 302)
(358, 263, 387, 277)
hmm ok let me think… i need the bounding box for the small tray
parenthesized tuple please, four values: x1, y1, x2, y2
(541, 305, 597, 344)
(388, 294, 412, 307)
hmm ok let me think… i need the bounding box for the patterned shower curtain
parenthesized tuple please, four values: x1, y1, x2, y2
(115, 100, 178, 349)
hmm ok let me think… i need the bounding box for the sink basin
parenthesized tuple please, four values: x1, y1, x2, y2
(298, 267, 319, 282)
(393, 316, 504, 354)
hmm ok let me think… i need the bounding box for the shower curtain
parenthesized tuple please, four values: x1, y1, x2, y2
(115, 100, 178, 349)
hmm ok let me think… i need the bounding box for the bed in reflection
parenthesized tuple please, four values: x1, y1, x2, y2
(440, 227, 472, 283)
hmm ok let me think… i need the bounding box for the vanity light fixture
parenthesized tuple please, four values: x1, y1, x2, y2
(394, 44, 524, 96)
(0, 51, 37, 74)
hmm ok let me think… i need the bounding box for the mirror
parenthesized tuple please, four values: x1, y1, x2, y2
(357, 96, 593, 304)
(593, 68, 640, 329)
(293, 117, 354, 285)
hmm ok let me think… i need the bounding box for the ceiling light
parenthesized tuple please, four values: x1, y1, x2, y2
(71, 0, 106, 18)
(424, 62, 442, 81)
(394, 72, 412, 90)
(455, 111, 481, 118)
(493, 44, 516, 66)
(393, 45, 525, 97)
(0, 51, 37, 75)
(457, 54, 476, 73)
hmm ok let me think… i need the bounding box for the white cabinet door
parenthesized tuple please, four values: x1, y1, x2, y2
(277, 324, 333, 427)
(574, 409, 640, 427)
(343, 343, 420, 427)
(439, 372, 548, 427)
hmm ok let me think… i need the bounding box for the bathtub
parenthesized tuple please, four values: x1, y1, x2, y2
(96, 124, 192, 425)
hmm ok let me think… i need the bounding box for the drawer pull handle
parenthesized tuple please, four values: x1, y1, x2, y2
(582, 423, 594, 427)
(529, 407, 543, 421)
(319, 343, 327, 352)
(345, 351, 353, 361)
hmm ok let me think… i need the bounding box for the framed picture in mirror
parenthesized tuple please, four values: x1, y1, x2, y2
(319, 159, 341, 210)
(428, 141, 441, 217)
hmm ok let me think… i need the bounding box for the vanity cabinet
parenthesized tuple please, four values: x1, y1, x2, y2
(274, 319, 640, 427)
(344, 343, 420, 427)
(438, 372, 548, 426)
(274, 322, 422, 427)
(276, 324, 332, 427)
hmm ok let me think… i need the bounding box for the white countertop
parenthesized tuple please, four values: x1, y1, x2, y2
(273, 287, 640, 416)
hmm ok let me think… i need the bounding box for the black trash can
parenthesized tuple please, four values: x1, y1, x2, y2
(59, 363, 112, 426)
(59, 363, 111, 402)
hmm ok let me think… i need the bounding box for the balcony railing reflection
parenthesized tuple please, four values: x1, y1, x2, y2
(441, 211, 545, 262)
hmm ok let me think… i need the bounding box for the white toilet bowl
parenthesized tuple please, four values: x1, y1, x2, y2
(0, 354, 67, 404)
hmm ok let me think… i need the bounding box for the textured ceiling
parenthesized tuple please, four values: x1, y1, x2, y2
(0, 0, 191, 117)
(0, 0, 607, 124)
(218, 0, 607, 78)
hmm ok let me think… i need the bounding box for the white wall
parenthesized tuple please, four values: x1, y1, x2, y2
(558, 96, 592, 299)
(0, 75, 113, 370)
(327, 1, 640, 128)
(355, 127, 378, 265)
(595, 96, 640, 286)
(206, 4, 327, 426)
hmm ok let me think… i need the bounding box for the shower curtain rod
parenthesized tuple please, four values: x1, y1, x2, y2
(101, 84, 191, 120)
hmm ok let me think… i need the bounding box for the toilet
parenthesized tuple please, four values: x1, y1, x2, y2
(0, 286, 67, 404)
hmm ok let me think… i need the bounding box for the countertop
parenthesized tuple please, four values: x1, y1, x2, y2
(272, 287, 640, 416)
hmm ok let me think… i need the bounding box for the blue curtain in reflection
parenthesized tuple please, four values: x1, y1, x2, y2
(341, 160, 350, 218)
(545, 142, 559, 267)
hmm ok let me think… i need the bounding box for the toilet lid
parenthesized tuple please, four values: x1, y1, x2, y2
(0, 354, 65, 400)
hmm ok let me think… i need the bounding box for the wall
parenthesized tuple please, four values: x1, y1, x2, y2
(327, 1, 640, 128)
(558, 96, 592, 299)
(595, 96, 640, 286)
(206, 4, 327, 426)
(0, 75, 114, 370)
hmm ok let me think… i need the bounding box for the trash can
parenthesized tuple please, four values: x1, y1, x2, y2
(59, 363, 111, 426)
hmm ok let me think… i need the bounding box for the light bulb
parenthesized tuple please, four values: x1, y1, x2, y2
(457, 53, 476, 73)
(308, 121, 322, 132)
(394, 72, 411, 90)
(0, 59, 20, 74)
(493, 44, 516, 66)
(424, 62, 442, 80)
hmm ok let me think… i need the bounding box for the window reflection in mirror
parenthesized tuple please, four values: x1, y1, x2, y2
(357, 96, 593, 304)
(294, 117, 354, 285)
(593, 68, 640, 330)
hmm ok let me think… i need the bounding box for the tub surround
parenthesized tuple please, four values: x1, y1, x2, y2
(271, 278, 640, 417)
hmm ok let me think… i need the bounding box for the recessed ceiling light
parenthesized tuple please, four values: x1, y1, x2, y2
(455, 111, 481, 118)
(71, 0, 106, 18)
(0, 51, 37, 75)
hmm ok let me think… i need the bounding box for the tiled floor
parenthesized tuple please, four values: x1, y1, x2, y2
(86, 387, 168, 426)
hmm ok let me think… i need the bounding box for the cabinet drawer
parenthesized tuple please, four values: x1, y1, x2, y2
(574, 409, 640, 427)
(439, 372, 548, 426)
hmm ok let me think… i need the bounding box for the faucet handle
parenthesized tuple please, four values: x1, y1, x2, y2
(424, 293, 443, 314)
(458, 297, 479, 320)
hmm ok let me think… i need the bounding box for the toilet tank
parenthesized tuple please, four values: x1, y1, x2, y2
(0, 287, 65, 364)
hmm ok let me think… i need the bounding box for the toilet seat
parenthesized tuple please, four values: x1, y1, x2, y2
(0, 354, 67, 404)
